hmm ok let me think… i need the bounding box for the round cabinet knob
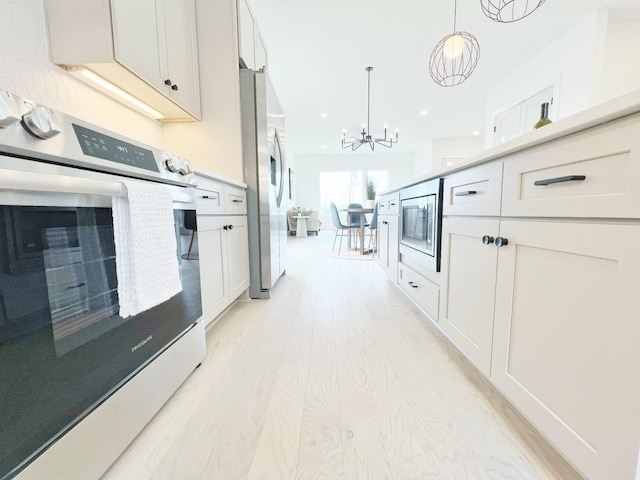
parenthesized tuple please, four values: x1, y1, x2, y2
(482, 235, 494, 245)
(164, 79, 172, 86)
(227, 224, 233, 230)
(171, 84, 179, 91)
(21, 106, 61, 139)
(495, 237, 509, 247)
(165, 155, 183, 173)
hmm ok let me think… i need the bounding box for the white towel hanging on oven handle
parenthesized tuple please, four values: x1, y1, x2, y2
(112, 180, 182, 318)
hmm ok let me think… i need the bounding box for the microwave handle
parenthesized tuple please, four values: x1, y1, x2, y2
(0, 168, 126, 197)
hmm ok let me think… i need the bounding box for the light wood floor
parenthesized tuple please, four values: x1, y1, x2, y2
(102, 231, 583, 480)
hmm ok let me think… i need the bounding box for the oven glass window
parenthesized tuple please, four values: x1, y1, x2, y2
(0, 206, 201, 479)
(401, 195, 435, 256)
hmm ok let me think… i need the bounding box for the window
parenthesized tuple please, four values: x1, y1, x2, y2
(319, 170, 388, 213)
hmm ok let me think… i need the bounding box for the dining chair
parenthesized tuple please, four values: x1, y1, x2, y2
(183, 210, 197, 259)
(330, 202, 360, 255)
(346, 202, 369, 249)
(366, 202, 378, 255)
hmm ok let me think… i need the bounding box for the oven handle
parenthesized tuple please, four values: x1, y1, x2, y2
(0, 168, 194, 203)
(0, 168, 126, 196)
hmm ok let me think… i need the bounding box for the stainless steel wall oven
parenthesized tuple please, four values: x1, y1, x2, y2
(0, 90, 205, 480)
(400, 178, 443, 271)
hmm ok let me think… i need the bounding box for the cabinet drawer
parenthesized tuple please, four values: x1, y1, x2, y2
(195, 178, 224, 215)
(443, 161, 503, 216)
(225, 186, 247, 215)
(398, 262, 439, 322)
(379, 192, 400, 215)
(502, 113, 640, 218)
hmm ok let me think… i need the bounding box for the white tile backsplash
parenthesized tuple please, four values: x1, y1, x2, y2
(0, 0, 163, 147)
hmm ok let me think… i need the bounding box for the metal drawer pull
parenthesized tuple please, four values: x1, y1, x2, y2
(200, 195, 218, 200)
(534, 175, 586, 186)
(455, 190, 477, 196)
(232, 199, 243, 203)
(390, 202, 397, 206)
(408, 281, 419, 288)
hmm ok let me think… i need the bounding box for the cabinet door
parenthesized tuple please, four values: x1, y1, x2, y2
(225, 216, 250, 300)
(197, 216, 227, 326)
(255, 30, 268, 71)
(111, 0, 165, 90)
(492, 221, 640, 480)
(377, 215, 398, 282)
(237, 0, 256, 69)
(163, 0, 201, 117)
(439, 217, 500, 376)
(377, 217, 389, 271)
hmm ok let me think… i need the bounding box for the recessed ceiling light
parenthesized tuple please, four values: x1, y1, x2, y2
(320, 113, 328, 118)
(473, 131, 480, 136)
(420, 110, 428, 116)
(322, 145, 327, 149)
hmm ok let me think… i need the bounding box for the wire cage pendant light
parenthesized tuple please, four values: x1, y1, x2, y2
(429, 0, 480, 87)
(480, 0, 547, 23)
(341, 67, 398, 151)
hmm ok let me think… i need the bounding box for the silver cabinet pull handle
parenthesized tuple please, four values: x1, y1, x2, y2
(200, 195, 218, 200)
(455, 190, 477, 196)
(408, 281, 419, 288)
(232, 199, 243, 203)
(534, 175, 586, 186)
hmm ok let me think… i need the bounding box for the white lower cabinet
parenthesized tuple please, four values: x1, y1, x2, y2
(440, 215, 640, 479)
(491, 220, 640, 480)
(439, 217, 500, 377)
(377, 214, 399, 282)
(198, 215, 249, 327)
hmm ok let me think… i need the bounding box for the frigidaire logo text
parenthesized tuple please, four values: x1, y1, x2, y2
(132, 335, 153, 353)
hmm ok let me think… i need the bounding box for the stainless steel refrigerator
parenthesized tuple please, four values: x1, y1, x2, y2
(240, 68, 288, 299)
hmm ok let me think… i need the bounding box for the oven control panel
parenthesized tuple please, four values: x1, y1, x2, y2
(0, 89, 196, 187)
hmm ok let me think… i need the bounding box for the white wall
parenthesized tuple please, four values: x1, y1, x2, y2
(0, 0, 162, 146)
(601, 19, 640, 103)
(484, 10, 609, 148)
(431, 137, 484, 171)
(412, 140, 433, 178)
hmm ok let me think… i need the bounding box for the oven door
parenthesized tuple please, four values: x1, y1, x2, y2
(401, 195, 436, 256)
(0, 157, 201, 479)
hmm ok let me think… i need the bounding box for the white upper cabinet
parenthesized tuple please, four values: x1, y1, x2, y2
(236, 0, 268, 71)
(45, 0, 201, 121)
(237, 0, 256, 70)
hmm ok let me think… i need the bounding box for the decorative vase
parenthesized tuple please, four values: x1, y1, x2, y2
(534, 102, 552, 129)
(366, 199, 375, 208)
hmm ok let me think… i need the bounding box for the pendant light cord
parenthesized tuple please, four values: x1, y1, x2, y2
(453, 0, 457, 33)
(366, 67, 372, 136)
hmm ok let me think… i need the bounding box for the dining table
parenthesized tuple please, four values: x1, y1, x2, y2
(343, 207, 374, 255)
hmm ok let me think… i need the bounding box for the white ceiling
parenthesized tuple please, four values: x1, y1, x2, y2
(249, 0, 640, 158)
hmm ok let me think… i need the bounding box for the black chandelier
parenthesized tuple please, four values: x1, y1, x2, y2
(341, 67, 398, 151)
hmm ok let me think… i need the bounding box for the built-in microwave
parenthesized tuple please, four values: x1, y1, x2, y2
(400, 178, 443, 271)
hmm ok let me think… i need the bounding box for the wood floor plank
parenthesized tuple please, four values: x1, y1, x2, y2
(246, 366, 308, 480)
(295, 383, 344, 480)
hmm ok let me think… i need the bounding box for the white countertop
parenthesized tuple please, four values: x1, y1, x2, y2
(385, 88, 640, 194)
(193, 166, 247, 189)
